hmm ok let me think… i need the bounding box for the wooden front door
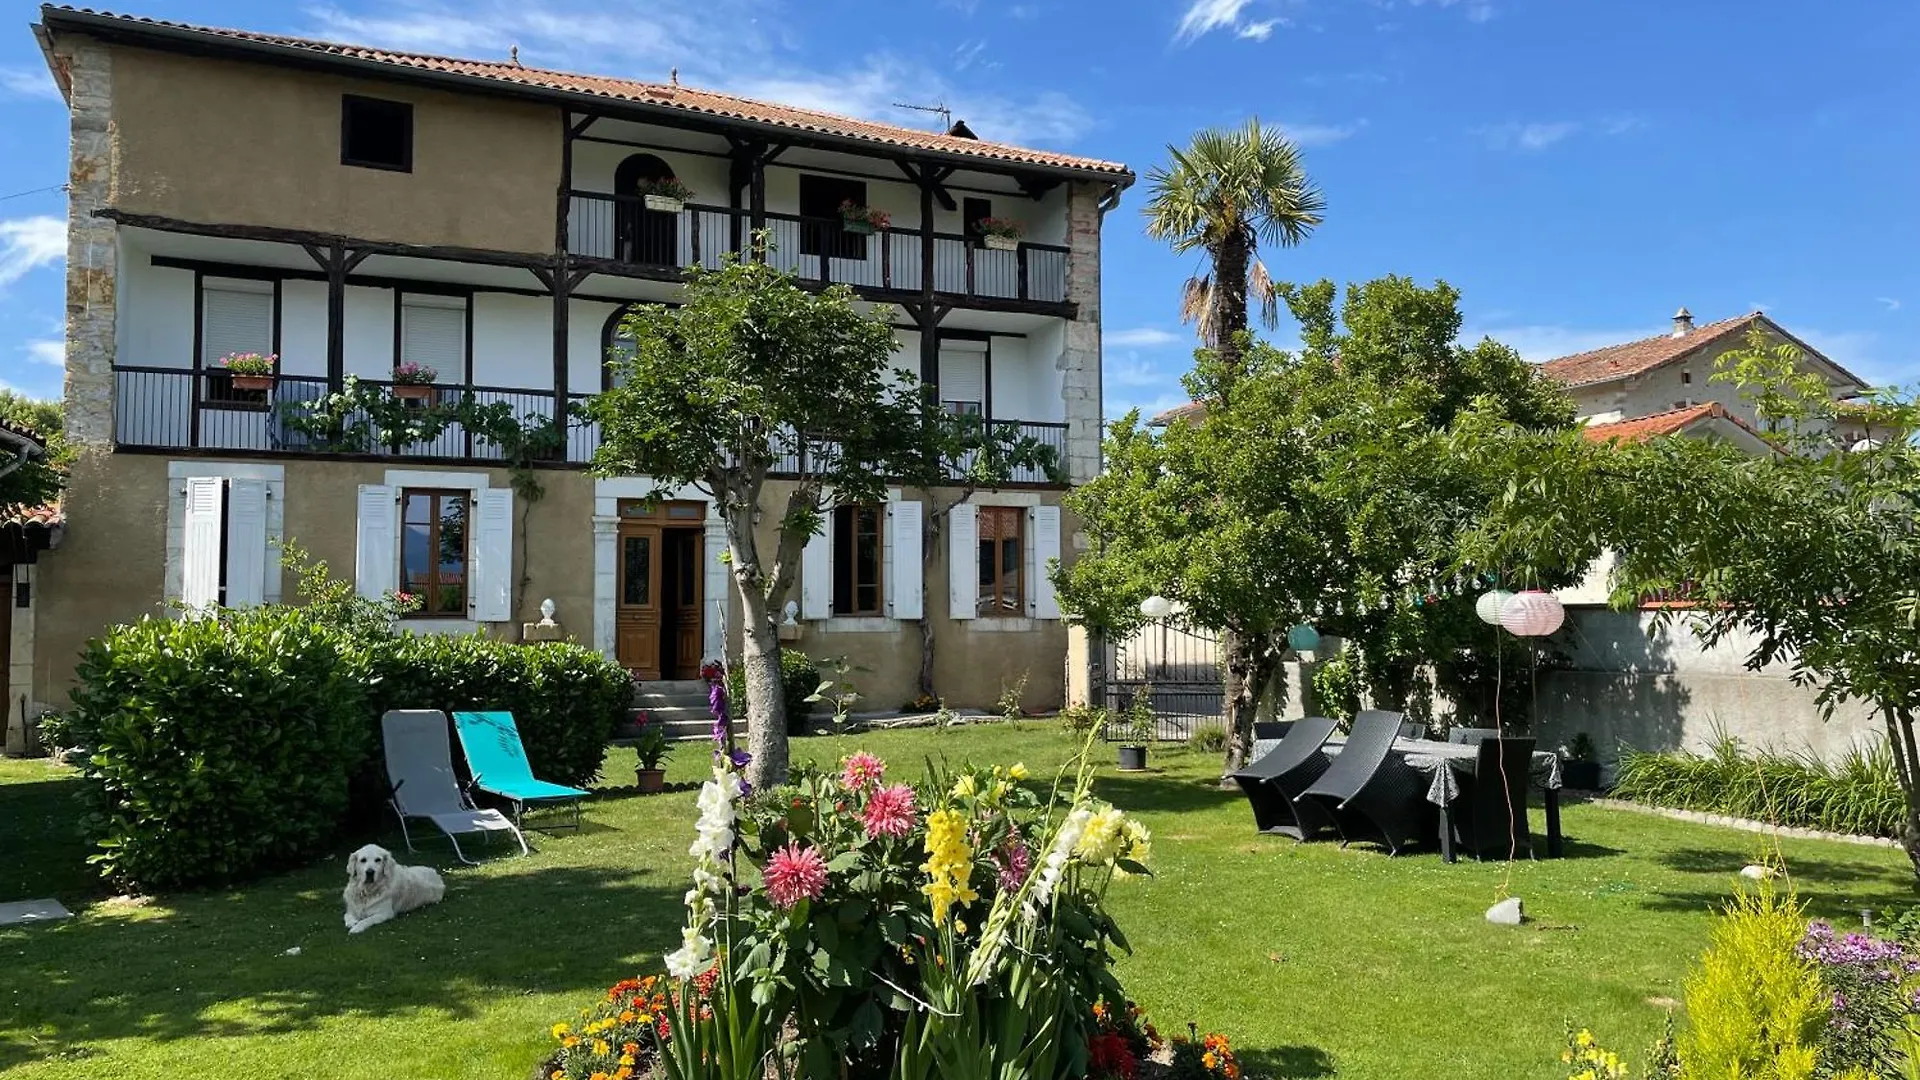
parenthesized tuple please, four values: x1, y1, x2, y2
(664, 528, 705, 679)
(616, 516, 663, 679)
(616, 501, 706, 679)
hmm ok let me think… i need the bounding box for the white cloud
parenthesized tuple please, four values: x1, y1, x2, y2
(1236, 19, 1279, 39)
(0, 216, 64, 288)
(953, 39, 989, 71)
(1175, 0, 1255, 42)
(1877, 297, 1902, 312)
(1106, 327, 1182, 348)
(1599, 115, 1647, 136)
(25, 339, 63, 366)
(1410, 0, 1494, 22)
(0, 67, 59, 101)
(1283, 119, 1366, 146)
(1478, 121, 1580, 152)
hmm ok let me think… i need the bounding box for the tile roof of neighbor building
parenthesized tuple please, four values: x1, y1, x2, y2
(1538, 311, 1868, 391)
(1579, 401, 1767, 444)
(1150, 400, 1206, 425)
(36, 6, 1134, 182)
(0, 502, 64, 528)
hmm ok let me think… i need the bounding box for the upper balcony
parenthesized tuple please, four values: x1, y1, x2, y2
(566, 195, 1070, 306)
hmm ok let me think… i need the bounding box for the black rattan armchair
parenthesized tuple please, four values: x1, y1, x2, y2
(1450, 737, 1536, 861)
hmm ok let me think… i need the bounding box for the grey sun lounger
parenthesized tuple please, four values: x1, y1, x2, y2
(1230, 715, 1337, 838)
(381, 709, 528, 864)
(1295, 710, 1432, 855)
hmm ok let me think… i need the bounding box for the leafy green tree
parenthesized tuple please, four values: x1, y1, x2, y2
(588, 246, 923, 790)
(1059, 277, 1574, 771)
(1142, 118, 1324, 383)
(1471, 328, 1920, 878)
(0, 391, 67, 509)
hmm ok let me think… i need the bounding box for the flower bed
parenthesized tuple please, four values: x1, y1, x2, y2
(540, 697, 1253, 1080)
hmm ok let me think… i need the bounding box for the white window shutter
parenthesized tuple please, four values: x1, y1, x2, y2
(800, 519, 832, 621)
(473, 488, 514, 622)
(354, 484, 397, 600)
(400, 298, 466, 377)
(888, 499, 923, 620)
(224, 478, 268, 609)
(200, 280, 274, 366)
(948, 502, 978, 620)
(181, 477, 226, 609)
(1030, 504, 1062, 619)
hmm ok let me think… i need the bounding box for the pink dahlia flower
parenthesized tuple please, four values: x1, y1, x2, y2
(764, 842, 829, 908)
(840, 751, 887, 792)
(862, 783, 918, 839)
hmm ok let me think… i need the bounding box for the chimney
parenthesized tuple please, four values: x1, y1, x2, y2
(1671, 307, 1694, 337)
(947, 119, 978, 140)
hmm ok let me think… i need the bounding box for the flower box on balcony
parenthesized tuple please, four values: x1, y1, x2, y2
(642, 194, 684, 213)
(839, 200, 889, 235)
(636, 177, 693, 215)
(982, 234, 1018, 252)
(977, 217, 1024, 252)
(217, 352, 277, 393)
(393, 384, 435, 404)
(231, 374, 275, 393)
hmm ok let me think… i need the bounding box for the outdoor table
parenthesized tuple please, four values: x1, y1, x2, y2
(1249, 735, 1565, 862)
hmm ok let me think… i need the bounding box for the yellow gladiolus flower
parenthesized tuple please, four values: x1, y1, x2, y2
(1008, 762, 1029, 781)
(951, 774, 978, 798)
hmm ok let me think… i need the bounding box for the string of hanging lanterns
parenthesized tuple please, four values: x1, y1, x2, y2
(1273, 567, 1564, 652)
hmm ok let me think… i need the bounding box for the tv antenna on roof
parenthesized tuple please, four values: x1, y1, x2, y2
(892, 100, 953, 130)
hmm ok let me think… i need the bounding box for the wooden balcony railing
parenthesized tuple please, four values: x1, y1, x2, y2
(565, 193, 1070, 305)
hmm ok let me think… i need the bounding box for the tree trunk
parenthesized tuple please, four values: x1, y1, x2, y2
(1220, 628, 1261, 775)
(917, 499, 944, 698)
(1889, 708, 1920, 882)
(1210, 232, 1252, 385)
(720, 490, 788, 791)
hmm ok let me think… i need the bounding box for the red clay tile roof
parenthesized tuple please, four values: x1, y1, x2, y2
(40, 7, 1133, 181)
(0, 416, 47, 451)
(1541, 313, 1763, 389)
(1580, 402, 1765, 444)
(0, 502, 63, 529)
(1149, 400, 1206, 425)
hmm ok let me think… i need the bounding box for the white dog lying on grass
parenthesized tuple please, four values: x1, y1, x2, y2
(342, 843, 445, 934)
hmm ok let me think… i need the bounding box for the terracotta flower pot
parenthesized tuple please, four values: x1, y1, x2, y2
(635, 767, 666, 794)
(230, 373, 275, 392)
(393, 383, 434, 403)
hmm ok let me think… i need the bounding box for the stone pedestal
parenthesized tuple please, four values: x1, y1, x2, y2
(521, 621, 567, 644)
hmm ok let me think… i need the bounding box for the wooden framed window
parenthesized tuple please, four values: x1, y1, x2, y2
(976, 506, 1023, 617)
(400, 488, 470, 616)
(832, 504, 884, 615)
(342, 95, 414, 172)
(799, 174, 867, 261)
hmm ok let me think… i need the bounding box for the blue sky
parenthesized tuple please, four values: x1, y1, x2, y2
(1, 0, 1917, 420)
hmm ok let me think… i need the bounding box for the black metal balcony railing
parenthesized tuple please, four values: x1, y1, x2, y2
(566, 194, 1070, 305)
(113, 367, 1071, 483)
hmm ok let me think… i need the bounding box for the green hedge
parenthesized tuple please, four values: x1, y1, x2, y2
(362, 635, 629, 788)
(1613, 738, 1905, 839)
(58, 609, 371, 890)
(55, 612, 629, 891)
(727, 649, 819, 736)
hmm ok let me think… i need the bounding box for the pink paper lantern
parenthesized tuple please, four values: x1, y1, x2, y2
(1499, 589, 1565, 637)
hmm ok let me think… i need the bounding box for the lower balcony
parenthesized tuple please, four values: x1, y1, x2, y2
(110, 367, 1069, 485)
(566, 194, 1070, 307)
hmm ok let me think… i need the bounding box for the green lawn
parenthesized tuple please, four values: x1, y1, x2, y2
(1, 724, 1913, 1079)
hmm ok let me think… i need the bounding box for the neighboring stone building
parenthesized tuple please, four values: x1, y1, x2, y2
(1534, 309, 1882, 766)
(16, 5, 1130, 733)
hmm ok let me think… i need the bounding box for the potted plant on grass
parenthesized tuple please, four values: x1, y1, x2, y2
(636, 176, 694, 213)
(839, 200, 890, 235)
(219, 352, 278, 393)
(1560, 732, 1602, 791)
(633, 715, 672, 794)
(976, 216, 1023, 251)
(1116, 685, 1154, 771)
(391, 361, 437, 403)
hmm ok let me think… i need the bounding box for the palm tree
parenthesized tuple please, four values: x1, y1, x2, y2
(1143, 118, 1324, 383)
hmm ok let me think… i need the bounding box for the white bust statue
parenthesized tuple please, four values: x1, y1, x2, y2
(782, 600, 799, 626)
(538, 598, 557, 626)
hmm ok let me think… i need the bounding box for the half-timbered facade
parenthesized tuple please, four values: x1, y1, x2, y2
(22, 6, 1129, 719)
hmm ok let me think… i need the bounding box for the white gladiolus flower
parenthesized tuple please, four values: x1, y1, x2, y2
(1024, 804, 1093, 922)
(664, 925, 714, 979)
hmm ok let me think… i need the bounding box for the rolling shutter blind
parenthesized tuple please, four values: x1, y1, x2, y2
(887, 499, 923, 620)
(472, 488, 514, 622)
(400, 297, 465, 379)
(939, 346, 986, 410)
(200, 279, 274, 367)
(948, 502, 978, 620)
(180, 477, 226, 609)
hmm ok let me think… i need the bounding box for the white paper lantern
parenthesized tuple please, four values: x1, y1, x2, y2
(1474, 589, 1514, 626)
(1499, 589, 1565, 637)
(1139, 595, 1174, 620)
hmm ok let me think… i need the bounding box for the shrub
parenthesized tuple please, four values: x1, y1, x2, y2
(59, 609, 371, 890)
(1612, 737, 1904, 839)
(1309, 650, 1361, 723)
(725, 649, 817, 736)
(1190, 725, 1229, 754)
(1679, 885, 1824, 1079)
(1060, 703, 1110, 738)
(362, 634, 628, 788)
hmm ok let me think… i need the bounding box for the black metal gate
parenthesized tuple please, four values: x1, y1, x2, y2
(1096, 619, 1224, 741)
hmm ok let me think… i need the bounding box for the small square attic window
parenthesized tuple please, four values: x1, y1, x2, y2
(342, 95, 413, 172)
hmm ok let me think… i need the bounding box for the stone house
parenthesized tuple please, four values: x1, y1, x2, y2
(12, 5, 1131, 740)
